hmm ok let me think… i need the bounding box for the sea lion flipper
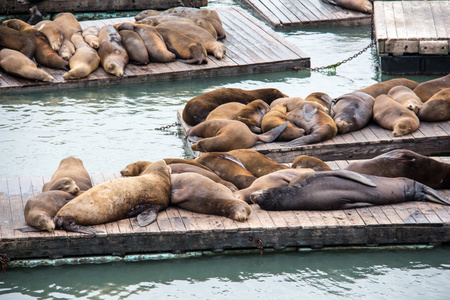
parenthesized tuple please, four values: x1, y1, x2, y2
(303, 104, 318, 122)
(258, 121, 289, 143)
(136, 207, 159, 226)
(335, 170, 377, 187)
(187, 135, 203, 143)
(16, 225, 41, 232)
(341, 202, 375, 209)
(217, 153, 248, 170)
(423, 187, 450, 205)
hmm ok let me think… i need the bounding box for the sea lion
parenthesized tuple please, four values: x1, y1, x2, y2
(387, 86, 423, 114)
(0, 25, 35, 58)
(120, 159, 212, 177)
(321, 0, 373, 14)
(228, 149, 289, 177)
(305, 92, 333, 115)
(82, 26, 100, 49)
(417, 87, 450, 122)
(206, 102, 245, 121)
(98, 25, 129, 77)
(195, 152, 256, 190)
(251, 170, 450, 210)
(183, 87, 287, 126)
(155, 26, 208, 64)
(156, 21, 226, 59)
(235, 168, 314, 203)
(413, 74, 450, 102)
(63, 33, 100, 80)
(35, 20, 63, 51)
(43, 177, 80, 195)
(357, 78, 419, 98)
(261, 103, 305, 141)
(171, 173, 251, 221)
(42, 156, 93, 194)
(345, 149, 450, 189)
(115, 22, 176, 63)
(232, 99, 271, 133)
(332, 91, 374, 133)
(284, 103, 338, 146)
(118, 30, 150, 65)
(373, 94, 420, 136)
(53, 13, 82, 60)
(270, 96, 329, 113)
(20, 191, 76, 232)
(54, 160, 172, 234)
(0, 49, 54, 82)
(291, 155, 332, 171)
(187, 119, 288, 152)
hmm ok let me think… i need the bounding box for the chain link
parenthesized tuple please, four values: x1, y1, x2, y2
(154, 122, 180, 131)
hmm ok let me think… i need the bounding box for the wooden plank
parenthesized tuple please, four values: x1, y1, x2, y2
(243, 0, 283, 27)
(356, 207, 378, 225)
(411, 1, 436, 40)
(281, 0, 314, 23)
(438, 1, 450, 41)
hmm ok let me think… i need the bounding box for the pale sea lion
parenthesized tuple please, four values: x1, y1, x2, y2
(171, 173, 251, 221)
(387, 86, 423, 114)
(63, 33, 100, 80)
(373, 94, 420, 136)
(251, 170, 450, 210)
(118, 29, 150, 65)
(357, 78, 419, 99)
(98, 25, 129, 77)
(206, 102, 245, 121)
(0, 49, 54, 82)
(291, 155, 332, 171)
(54, 160, 172, 234)
(261, 103, 305, 141)
(332, 91, 374, 133)
(228, 149, 289, 177)
(417, 87, 450, 122)
(413, 74, 450, 102)
(232, 99, 271, 133)
(322, 0, 373, 14)
(35, 20, 63, 51)
(82, 26, 100, 49)
(53, 13, 82, 60)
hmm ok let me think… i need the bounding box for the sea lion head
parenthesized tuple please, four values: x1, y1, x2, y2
(393, 120, 413, 137)
(37, 216, 56, 232)
(50, 177, 80, 195)
(120, 161, 151, 177)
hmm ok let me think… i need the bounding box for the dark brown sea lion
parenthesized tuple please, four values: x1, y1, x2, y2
(53, 13, 82, 60)
(373, 94, 420, 136)
(321, 0, 373, 14)
(251, 170, 450, 210)
(35, 20, 63, 51)
(332, 91, 374, 134)
(345, 149, 450, 189)
(387, 85, 423, 114)
(26, 5, 42, 25)
(54, 160, 172, 234)
(118, 29, 150, 65)
(357, 78, 419, 99)
(227, 149, 289, 177)
(291, 155, 332, 171)
(0, 49, 54, 82)
(232, 99, 271, 133)
(98, 25, 129, 77)
(171, 172, 251, 221)
(284, 103, 338, 146)
(63, 33, 100, 80)
(417, 87, 450, 122)
(206, 102, 245, 121)
(413, 74, 450, 102)
(82, 26, 100, 49)
(183, 87, 287, 126)
(261, 103, 305, 141)
(187, 119, 288, 152)
(0, 25, 36, 58)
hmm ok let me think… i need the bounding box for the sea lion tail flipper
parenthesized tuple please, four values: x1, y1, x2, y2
(423, 186, 450, 205)
(66, 224, 104, 235)
(136, 206, 159, 226)
(16, 226, 42, 233)
(335, 170, 377, 187)
(218, 153, 248, 170)
(258, 121, 289, 143)
(187, 135, 203, 143)
(303, 104, 318, 122)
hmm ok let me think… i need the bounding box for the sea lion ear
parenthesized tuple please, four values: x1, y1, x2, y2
(136, 207, 159, 226)
(302, 104, 318, 122)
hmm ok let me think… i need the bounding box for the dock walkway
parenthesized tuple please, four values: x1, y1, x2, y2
(1, 158, 449, 260)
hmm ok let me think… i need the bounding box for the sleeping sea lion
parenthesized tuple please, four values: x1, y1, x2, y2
(332, 91, 374, 133)
(417, 87, 450, 122)
(321, 0, 373, 14)
(232, 99, 271, 133)
(63, 33, 100, 80)
(0, 49, 54, 82)
(98, 25, 129, 77)
(261, 103, 305, 141)
(120, 159, 212, 177)
(387, 85, 423, 114)
(413, 74, 450, 102)
(35, 20, 64, 51)
(206, 102, 245, 121)
(53, 13, 82, 60)
(291, 155, 332, 171)
(227, 149, 289, 177)
(118, 30, 150, 65)
(357, 78, 419, 98)
(0, 25, 36, 58)
(305, 92, 333, 115)
(82, 26, 100, 49)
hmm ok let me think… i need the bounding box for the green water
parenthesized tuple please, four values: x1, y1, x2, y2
(0, 0, 448, 298)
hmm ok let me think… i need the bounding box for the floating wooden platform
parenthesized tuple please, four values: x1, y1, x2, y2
(239, 0, 371, 28)
(177, 109, 450, 163)
(0, 7, 310, 94)
(374, 1, 450, 75)
(1, 157, 449, 261)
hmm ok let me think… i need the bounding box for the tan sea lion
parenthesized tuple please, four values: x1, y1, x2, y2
(0, 25, 35, 58)
(261, 103, 305, 141)
(98, 25, 129, 77)
(357, 78, 419, 98)
(232, 99, 270, 133)
(0, 48, 54, 82)
(332, 91, 374, 133)
(187, 119, 288, 152)
(291, 155, 332, 171)
(155, 26, 208, 64)
(305, 92, 333, 115)
(206, 102, 245, 121)
(171, 173, 251, 221)
(284, 103, 338, 146)
(321, 0, 373, 14)
(82, 26, 100, 49)
(413, 74, 450, 102)
(373, 94, 420, 136)
(63, 33, 100, 80)
(53, 13, 82, 60)
(118, 30, 150, 65)
(183, 87, 288, 126)
(228, 149, 289, 177)
(417, 87, 450, 122)
(35, 20, 63, 51)
(270, 96, 329, 114)
(43, 177, 80, 195)
(387, 86, 423, 114)
(54, 160, 172, 234)
(120, 159, 213, 177)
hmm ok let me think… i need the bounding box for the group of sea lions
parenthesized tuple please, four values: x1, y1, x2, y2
(0, 7, 226, 81)
(19, 148, 450, 235)
(183, 74, 450, 152)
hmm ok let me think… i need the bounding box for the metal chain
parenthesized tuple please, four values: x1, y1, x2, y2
(154, 122, 180, 131)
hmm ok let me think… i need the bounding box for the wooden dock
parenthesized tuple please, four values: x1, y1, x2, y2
(239, 0, 371, 28)
(374, 1, 450, 75)
(0, 7, 310, 94)
(1, 157, 449, 261)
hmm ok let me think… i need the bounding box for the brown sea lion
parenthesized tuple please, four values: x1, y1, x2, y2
(321, 0, 373, 14)
(413, 74, 450, 102)
(206, 102, 245, 121)
(54, 160, 172, 234)
(118, 29, 150, 65)
(284, 103, 338, 146)
(228, 149, 289, 177)
(270, 96, 329, 114)
(171, 172, 251, 221)
(115, 22, 176, 63)
(195, 152, 256, 190)
(42, 156, 92, 194)
(183, 87, 288, 126)
(291, 155, 332, 171)
(98, 25, 129, 77)
(0, 49, 54, 82)
(332, 91, 374, 133)
(373, 94, 420, 136)
(357, 78, 419, 98)
(251, 170, 450, 210)
(387, 86, 423, 114)
(120, 159, 213, 177)
(417, 87, 450, 122)
(261, 103, 305, 141)
(305, 92, 333, 115)
(0, 25, 36, 58)
(187, 119, 288, 152)
(63, 33, 100, 80)
(232, 99, 271, 133)
(53, 13, 82, 60)
(155, 26, 208, 64)
(82, 26, 100, 49)
(345, 149, 450, 189)
(43, 177, 80, 195)
(35, 20, 63, 51)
